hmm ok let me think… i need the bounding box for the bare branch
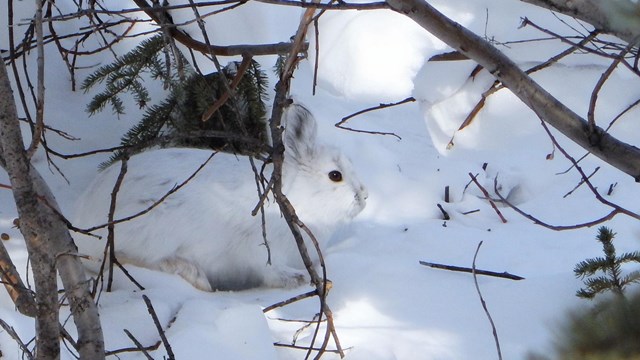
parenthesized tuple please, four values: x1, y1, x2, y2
(387, 0, 640, 180)
(495, 121, 640, 230)
(468, 173, 508, 223)
(587, 44, 633, 132)
(337, 97, 414, 139)
(123, 330, 155, 360)
(0, 240, 37, 317)
(131, 0, 305, 56)
(0, 318, 34, 359)
(142, 295, 175, 360)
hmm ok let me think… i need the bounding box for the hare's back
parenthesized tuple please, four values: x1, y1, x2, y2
(75, 148, 260, 228)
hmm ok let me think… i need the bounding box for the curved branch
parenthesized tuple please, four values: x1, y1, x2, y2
(387, 0, 640, 180)
(131, 0, 305, 56)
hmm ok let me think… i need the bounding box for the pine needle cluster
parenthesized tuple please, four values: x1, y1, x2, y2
(81, 35, 270, 168)
(574, 227, 640, 299)
(81, 35, 169, 115)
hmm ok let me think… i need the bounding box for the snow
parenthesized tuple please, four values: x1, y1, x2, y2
(2, 1, 640, 359)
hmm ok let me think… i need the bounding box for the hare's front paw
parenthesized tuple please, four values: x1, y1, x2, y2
(263, 266, 309, 289)
(158, 257, 212, 292)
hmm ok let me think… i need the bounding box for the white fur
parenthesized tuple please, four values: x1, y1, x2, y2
(73, 105, 367, 291)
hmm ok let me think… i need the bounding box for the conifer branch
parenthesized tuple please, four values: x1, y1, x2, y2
(574, 227, 640, 299)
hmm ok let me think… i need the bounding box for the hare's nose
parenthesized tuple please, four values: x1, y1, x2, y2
(360, 185, 369, 201)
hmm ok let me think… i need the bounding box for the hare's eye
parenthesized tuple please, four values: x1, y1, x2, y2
(328, 170, 343, 182)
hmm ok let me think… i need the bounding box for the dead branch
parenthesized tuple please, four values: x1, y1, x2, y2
(123, 329, 155, 360)
(472, 241, 503, 360)
(494, 121, 640, 230)
(562, 166, 599, 198)
(200, 54, 253, 122)
(521, 17, 640, 76)
(106, 157, 129, 292)
(468, 173, 508, 223)
(273, 343, 346, 354)
(337, 97, 414, 139)
(131, 0, 305, 56)
(143, 294, 175, 360)
(538, 120, 640, 220)
(105, 341, 161, 357)
(0, 318, 34, 359)
(448, 25, 599, 147)
(263, 290, 318, 313)
(419, 260, 524, 280)
(436, 203, 450, 220)
(267, 5, 344, 358)
(0, 240, 37, 317)
(587, 44, 634, 134)
(387, 0, 640, 180)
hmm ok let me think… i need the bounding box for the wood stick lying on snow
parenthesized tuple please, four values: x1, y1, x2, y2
(419, 261, 524, 280)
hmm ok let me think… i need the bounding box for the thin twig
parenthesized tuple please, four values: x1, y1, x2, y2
(337, 97, 415, 139)
(494, 121, 640, 230)
(538, 120, 640, 221)
(472, 241, 502, 360)
(0, 318, 34, 359)
(200, 54, 253, 122)
(143, 294, 175, 360)
(562, 166, 599, 198)
(263, 290, 318, 313)
(105, 341, 161, 357)
(468, 173, 507, 223)
(273, 342, 346, 354)
(131, 0, 304, 56)
(107, 156, 129, 292)
(123, 329, 155, 360)
(587, 44, 634, 136)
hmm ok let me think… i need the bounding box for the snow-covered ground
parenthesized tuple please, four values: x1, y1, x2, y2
(2, 1, 640, 359)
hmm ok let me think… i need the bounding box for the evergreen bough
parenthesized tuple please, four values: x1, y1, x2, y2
(81, 35, 169, 115)
(82, 35, 270, 168)
(574, 226, 640, 299)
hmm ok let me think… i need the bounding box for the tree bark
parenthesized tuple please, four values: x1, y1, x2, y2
(520, 0, 640, 44)
(387, 0, 640, 181)
(0, 62, 104, 358)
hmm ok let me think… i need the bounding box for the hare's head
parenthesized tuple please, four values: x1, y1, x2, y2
(280, 104, 367, 229)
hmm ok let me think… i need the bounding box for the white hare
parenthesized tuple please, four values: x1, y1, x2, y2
(73, 104, 367, 291)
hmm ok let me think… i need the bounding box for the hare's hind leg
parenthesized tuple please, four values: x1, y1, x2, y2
(261, 265, 308, 289)
(157, 257, 212, 291)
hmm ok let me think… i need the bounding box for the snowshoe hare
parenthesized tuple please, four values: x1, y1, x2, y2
(73, 104, 368, 291)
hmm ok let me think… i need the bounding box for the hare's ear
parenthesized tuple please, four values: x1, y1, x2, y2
(283, 104, 318, 160)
